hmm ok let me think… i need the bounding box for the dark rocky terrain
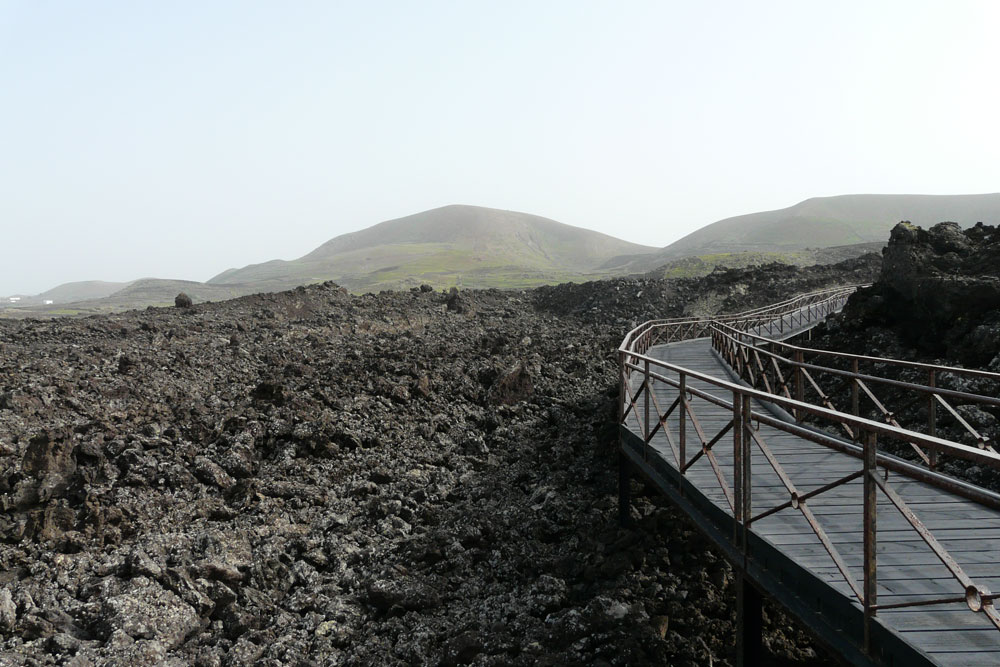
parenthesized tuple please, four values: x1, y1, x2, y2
(0, 258, 877, 666)
(801, 221, 1000, 485)
(815, 221, 1000, 367)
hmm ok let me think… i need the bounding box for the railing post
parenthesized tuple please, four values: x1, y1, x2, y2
(679, 373, 687, 472)
(851, 358, 859, 435)
(733, 390, 759, 667)
(643, 359, 651, 448)
(928, 370, 938, 470)
(733, 390, 743, 540)
(618, 350, 626, 426)
(793, 350, 804, 420)
(742, 393, 752, 551)
(863, 430, 878, 655)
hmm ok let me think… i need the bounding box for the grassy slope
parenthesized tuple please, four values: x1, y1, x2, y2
(208, 205, 660, 291)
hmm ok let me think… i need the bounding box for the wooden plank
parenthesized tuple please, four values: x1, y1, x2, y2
(810, 562, 1000, 581)
(771, 532, 1000, 551)
(788, 547, 1000, 569)
(880, 608, 995, 631)
(749, 514, 1000, 535)
(923, 651, 1000, 667)
(868, 574, 992, 596)
(697, 489, 965, 514)
(695, 478, 981, 508)
(752, 519, 1000, 541)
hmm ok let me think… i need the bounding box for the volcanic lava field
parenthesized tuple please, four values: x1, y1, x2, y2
(0, 259, 878, 666)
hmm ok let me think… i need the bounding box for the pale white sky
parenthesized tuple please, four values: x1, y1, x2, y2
(2, 1, 999, 295)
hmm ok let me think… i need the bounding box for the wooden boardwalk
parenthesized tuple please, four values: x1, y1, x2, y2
(623, 333, 1000, 665)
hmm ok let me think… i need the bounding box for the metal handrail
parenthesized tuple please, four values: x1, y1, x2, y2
(619, 285, 860, 358)
(719, 319, 1000, 382)
(622, 354, 1000, 469)
(624, 339, 1000, 472)
(712, 320, 1000, 465)
(618, 287, 1000, 655)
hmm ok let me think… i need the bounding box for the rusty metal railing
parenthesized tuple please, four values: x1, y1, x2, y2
(712, 321, 1000, 471)
(618, 286, 1000, 656)
(620, 285, 858, 358)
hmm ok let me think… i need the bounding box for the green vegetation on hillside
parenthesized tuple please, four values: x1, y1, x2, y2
(207, 205, 660, 291)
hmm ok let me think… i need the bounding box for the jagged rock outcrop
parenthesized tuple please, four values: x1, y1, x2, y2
(801, 221, 1000, 490)
(838, 221, 1000, 366)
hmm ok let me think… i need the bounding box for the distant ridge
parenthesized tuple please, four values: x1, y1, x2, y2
(42, 280, 133, 303)
(7, 194, 1000, 316)
(2, 280, 134, 307)
(658, 193, 1000, 259)
(208, 204, 660, 291)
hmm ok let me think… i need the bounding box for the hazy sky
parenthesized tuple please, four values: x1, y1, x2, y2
(2, 1, 999, 295)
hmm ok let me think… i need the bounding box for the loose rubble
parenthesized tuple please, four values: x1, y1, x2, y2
(0, 262, 876, 665)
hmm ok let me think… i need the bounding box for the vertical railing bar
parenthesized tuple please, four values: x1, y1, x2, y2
(794, 350, 804, 421)
(863, 430, 878, 655)
(929, 369, 938, 470)
(618, 351, 626, 427)
(742, 394, 753, 560)
(679, 372, 687, 472)
(851, 358, 859, 431)
(643, 359, 650, 458)
(733, 389, 744, 543)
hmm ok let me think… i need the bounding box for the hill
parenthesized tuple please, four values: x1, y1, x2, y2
(7, 195, 998, 316)
(39, 280, 134, 303)
(1, 279, 275, 318)
(208, 205, 660, 291)
(657, 193, 1000, 259)
(2, 280, 134, 307)
(0, 279, 274, 318)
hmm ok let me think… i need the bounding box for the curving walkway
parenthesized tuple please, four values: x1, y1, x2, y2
(619, 293, 1000, 666)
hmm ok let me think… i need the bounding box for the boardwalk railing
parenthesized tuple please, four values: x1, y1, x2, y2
(712, 320, 1000, 471)
(620, 286, 858, 358)
(618, 285, 1000, 657)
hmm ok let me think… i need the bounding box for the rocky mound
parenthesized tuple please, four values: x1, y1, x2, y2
(801, 222, 1000, 487)
(0, 272, 858, 665)
(534, 254, 880, 325)
(824, 221, 1000, 367)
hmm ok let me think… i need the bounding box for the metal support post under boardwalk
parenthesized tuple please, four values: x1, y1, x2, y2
(736, 576, 763, 667)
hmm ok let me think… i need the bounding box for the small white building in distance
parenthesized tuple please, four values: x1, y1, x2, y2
(8, 297, 20, 303)
(44, 300, 54, 305)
